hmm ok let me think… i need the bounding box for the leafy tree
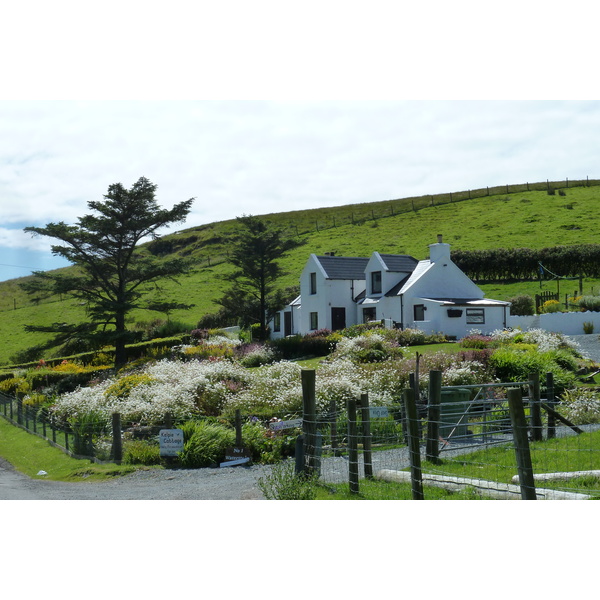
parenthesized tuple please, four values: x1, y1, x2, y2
(217, 215, 305, 339)
(22, 177, 195, 368)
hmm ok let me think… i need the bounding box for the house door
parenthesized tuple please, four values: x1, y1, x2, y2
(284, 312, 292, 336)
(331, 307, 346, 331)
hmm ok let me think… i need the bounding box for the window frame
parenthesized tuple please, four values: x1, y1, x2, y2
(363, 307, 376, 323)
(414, 304, 426, 322)
(371, 271, 382, 295)
(466, 308, 485, 324)
(310, 311, 319, 330)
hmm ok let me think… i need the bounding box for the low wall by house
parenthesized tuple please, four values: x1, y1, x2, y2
(508, 311, 600, 335)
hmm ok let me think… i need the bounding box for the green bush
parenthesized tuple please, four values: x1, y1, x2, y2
(268, 331, 335, 359)
(509, 294, 535, 316)
(257, 460, 317, 500)
(241, 421, 298, 463)
(178, 420, 236, 468)
(123, 440, 162, 465)
(578, 296, 600, 312)
(488, 347, 577, 388)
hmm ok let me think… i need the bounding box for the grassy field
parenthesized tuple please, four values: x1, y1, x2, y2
(2, 179, 600, 364)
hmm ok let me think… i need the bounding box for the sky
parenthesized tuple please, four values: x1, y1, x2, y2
(1, 2, 599, 282)
(3, 100, 600, 282)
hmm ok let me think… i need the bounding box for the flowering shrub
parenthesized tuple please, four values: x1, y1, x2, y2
(45, 325, 586, 437)
(330, 333, 404, 363)
(459, 334, 498, 349)
(541, 299, 561, 313)
(560, 388, 600, 424)
(441, 361, 490, 386)
(234, 343, 277, 368)
(105, 373, 155, 400)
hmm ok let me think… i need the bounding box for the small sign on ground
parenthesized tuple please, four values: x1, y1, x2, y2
(220, 446, 252, 468)
(159, 429, 184, 457)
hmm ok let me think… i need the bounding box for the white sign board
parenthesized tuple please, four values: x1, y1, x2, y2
(159, 429, 184, 457)
(269, 418, 303, 431)
(369, 407, 389, 419)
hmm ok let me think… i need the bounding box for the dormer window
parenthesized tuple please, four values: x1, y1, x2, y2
(371, 271, 382, 294)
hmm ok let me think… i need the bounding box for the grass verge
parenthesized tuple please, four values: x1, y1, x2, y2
(0, 416, 143, 482)
(315, 429, 600, 499)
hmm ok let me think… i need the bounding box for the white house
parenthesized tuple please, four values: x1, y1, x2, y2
(270, 236, 510, 339)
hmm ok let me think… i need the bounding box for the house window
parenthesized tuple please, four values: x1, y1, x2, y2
(414, 304, 426, 321)
(310, 272, 317, 295)
(371, 271, 382, 294)
(363, 307, 376, 323)
(273, 313, 281, 332)
(466, 308, 485, 324)
(310, 312, 319, 330)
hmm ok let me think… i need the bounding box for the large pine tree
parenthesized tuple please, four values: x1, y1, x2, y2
(22, 177, 194, 368)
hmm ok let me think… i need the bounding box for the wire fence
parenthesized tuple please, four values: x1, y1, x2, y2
(3, 368, 600, 500)
(297, 370, 600, 500)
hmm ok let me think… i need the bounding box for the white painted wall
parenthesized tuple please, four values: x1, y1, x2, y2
(508, 311, 600, 335)
(405, 259, 483, 300)
(298, 255, 365, 332)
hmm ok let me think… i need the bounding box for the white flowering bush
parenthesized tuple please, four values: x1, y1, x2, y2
(490, 328, 581, 354)
(441, 361, 490, 386)
(52, 358, 253, 424)
(560, 388, 600, 425)
(47, 323, 587, 431)
(229, 361, 304, 415)
(331, 333, 404, 363)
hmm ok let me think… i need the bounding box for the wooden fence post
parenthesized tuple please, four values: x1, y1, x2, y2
(329, 399, 339, 456)
(507, 388, 537, 499)
(529, 372, 543, 441)
(111, 412, 123, 463)
(426, 370, 442, 464)
(301, 369, 317, 476)
(235, 409, 242, 447)
(347, 398, 359, 494)
(360, 393, 373, 479)
(403, 388, 424, 499)
(546, 372, 555, 439)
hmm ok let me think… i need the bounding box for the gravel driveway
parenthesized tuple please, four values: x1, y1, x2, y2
(0, 456, 275, 500)
(567, 334, 600, 363)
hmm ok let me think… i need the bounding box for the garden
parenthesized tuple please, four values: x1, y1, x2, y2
(1, 322, 599, 479)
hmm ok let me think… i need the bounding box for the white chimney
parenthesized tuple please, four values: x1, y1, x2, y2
(429, 235, 451, 263)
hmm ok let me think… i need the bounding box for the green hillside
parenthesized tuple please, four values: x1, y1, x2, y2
(1, 178, 599, 365)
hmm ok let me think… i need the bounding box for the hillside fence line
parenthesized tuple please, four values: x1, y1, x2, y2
(286, 176, 600, 236)
(2, 177, 599, 315)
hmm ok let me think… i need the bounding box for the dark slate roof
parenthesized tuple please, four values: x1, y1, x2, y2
(384, 274, 413, 297)
(379, 254, 419, 272)
(315, 256, 369, 280)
